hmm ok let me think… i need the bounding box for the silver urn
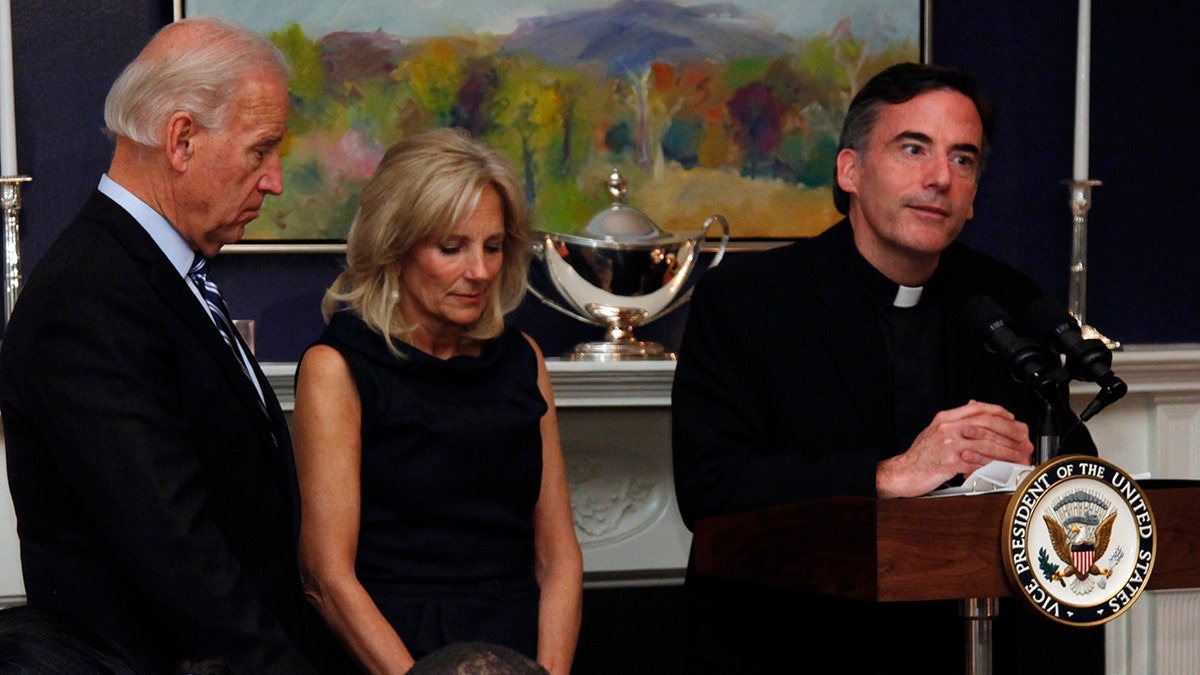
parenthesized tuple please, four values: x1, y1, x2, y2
(529, 170, 729, 360)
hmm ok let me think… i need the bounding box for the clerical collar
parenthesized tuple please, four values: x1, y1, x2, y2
(893, 285, 923, 308)
(852, 250, 926, 308)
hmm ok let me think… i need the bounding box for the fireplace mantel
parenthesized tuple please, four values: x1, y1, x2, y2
(262, 358, 680, 410)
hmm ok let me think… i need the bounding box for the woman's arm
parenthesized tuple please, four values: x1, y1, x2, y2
(293, 345, 416, 674)
(524, 335, 583, 675)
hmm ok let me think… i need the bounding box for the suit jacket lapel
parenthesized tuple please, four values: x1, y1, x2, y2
(82, 192, 282, 452)
(812, 221, 892, 449)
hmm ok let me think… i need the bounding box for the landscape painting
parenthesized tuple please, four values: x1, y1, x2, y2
(185, 0, 922, 242)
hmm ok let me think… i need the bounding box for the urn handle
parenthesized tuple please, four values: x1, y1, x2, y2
(657, 214, 730, 317)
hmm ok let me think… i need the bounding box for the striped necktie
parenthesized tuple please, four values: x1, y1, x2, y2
(188, 253, 266, 411)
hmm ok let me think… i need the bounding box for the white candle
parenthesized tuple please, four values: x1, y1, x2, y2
(0, 0, 16, 176)
(1073, 0, 1091, 181)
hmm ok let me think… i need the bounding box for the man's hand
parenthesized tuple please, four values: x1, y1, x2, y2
(876, 400, 1034, 499)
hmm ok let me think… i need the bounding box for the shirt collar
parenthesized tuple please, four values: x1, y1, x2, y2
(852, 248, 926, 308)
(98, 174, 195, 278)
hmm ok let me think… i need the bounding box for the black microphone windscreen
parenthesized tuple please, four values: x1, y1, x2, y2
(964, 294, 1067, 394)
(1022, 295, 1117, 385)
(963, 295, 1009, 339)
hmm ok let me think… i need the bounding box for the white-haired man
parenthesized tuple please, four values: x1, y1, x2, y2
(1, 18, 316, 673)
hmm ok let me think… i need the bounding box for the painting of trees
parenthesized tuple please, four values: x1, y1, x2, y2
(236, 0, 919, 241)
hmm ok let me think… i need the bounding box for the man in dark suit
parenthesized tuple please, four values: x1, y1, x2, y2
(0, 17, 315, 673)
(672, 63, 1100, 673)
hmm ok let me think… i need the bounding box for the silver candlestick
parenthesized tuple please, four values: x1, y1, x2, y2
(2, 174, 31, 323)
(1066, 179, 1119, 349)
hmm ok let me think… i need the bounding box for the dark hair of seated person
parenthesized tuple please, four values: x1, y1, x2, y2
(0, 604, 140, 674)
(406, 642, 549, 675)
(174, 658, 233, 675)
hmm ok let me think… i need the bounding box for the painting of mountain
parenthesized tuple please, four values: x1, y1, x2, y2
(185, 0, 921, 241)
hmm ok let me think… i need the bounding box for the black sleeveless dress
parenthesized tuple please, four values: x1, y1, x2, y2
(311, 310, 548, 667)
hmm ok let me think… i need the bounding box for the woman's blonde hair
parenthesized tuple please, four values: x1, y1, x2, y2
(323, 128, 531, 353)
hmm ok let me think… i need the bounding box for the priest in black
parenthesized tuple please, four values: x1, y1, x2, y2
(671, 63, 1100, 674)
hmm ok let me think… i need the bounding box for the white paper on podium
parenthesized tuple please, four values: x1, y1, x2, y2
(927, 461, 1034, 497)
(928, 460, 1152, 497)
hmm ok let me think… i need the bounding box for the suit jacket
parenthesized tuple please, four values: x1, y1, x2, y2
(0, 190, 313, 673)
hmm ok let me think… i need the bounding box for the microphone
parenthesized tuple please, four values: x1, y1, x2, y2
(963, 295, 1068, 403)
(1023, 296, 1127, 421)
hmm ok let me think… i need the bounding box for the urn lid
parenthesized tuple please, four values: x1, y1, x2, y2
(579, 170, 667, 242)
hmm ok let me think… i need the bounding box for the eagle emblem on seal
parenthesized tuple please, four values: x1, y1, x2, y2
(1040, 489, 1120, 591)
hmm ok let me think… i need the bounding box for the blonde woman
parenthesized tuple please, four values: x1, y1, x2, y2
(292, 129, 581, 674)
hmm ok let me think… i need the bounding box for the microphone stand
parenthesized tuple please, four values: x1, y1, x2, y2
(1036, 396, 1060, 466)
(961, 371, 1067, 675)
(1026, 370, 1078, 467)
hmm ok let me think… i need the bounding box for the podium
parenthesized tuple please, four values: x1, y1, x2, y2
(692, 483, 1200, 674)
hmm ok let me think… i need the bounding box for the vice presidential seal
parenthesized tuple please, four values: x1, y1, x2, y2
(1002, 455, 1155, 626)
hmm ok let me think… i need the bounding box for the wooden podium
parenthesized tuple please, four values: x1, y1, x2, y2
(692, 483, 1200, 674)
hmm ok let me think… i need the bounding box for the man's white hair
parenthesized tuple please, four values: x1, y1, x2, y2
(103, 17, 290, 147)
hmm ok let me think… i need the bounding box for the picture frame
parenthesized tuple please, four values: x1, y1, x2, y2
(181, 0, 929, 251)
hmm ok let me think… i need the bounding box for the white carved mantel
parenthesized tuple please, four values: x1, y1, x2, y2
(0, 345, 1196, 674)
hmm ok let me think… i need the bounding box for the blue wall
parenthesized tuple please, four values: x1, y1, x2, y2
(9, 1, 1199, 362)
